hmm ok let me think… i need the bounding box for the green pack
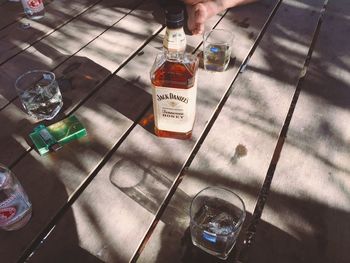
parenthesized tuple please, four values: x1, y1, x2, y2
(30, 115, 87, 155)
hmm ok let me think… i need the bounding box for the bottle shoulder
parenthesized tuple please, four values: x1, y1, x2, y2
(151, 54, 198, 89)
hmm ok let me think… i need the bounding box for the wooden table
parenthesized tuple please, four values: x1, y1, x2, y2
(0, 0, 349, 262)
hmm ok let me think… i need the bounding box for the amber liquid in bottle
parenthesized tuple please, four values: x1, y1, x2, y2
(151, 54, 198, 139)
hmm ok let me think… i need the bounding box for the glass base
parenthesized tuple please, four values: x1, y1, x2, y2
(27, 101, 63, 121)
(191, 238, 236, 260)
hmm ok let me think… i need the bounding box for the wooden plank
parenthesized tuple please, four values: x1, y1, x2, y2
(134, 0, 329, 262)
(22, 8, 227, 263)
(0, 0, 148, 165)
(0, 0, 26, 30)
(0, 1, 164, 262)
(24, 1, 283, 262)
(0, 0, 101, 65)
(246, 1, 350, 262)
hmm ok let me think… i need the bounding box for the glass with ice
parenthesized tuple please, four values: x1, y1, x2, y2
(203, 29, 233, 72)
(190, 187, 246, 259)
(15, 70, 63, 121)
(0, 164, 32, 231)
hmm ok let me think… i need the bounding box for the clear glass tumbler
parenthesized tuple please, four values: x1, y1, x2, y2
(21, 0, 45, 20)
(203, 29, 234, 72)
(0, 164, 32, 231)
(190, 187, 246, 259)
(15, 70, 63, 121)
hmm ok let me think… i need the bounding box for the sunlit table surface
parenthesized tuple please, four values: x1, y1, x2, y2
(0, 0, 349, 262)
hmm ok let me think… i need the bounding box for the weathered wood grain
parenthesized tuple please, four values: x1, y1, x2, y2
(136, 0, 328, 262)
(0, 0, 147, 165)
(0, 0, 100, 65)
(22, 9, 228, 263)
(25, 1, 283, 262)
(0, 1, 163, 262)
(0, 0, 25, 30)
(247, 1, 350, 262)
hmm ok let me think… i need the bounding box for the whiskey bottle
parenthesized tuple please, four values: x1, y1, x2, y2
(151, 6, 198, 140)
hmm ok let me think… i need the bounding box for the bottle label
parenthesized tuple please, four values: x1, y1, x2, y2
(0, 207, 16, 223)
(152, 79, 197, 133)
(22, 0, 44, 13)
(163, 28, 186, 52)
(0, 192, 30, 225)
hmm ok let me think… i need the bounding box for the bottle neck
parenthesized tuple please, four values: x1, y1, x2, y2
(164, 26, 186, 53)
(166, 50, 183, 61)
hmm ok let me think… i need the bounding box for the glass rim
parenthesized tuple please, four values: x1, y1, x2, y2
(15, 70, 56, 91)
(203, 28, 234, 44)
(190, 186, 246, 235)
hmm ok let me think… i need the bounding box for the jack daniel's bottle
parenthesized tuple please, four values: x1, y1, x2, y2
(151, 6, 199, 139)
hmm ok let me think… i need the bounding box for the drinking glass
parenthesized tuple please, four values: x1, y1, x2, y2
(190, 187, 246, 260)
(21, 0, 45, 20)
(203, 29, 234, 72)
(0, 164, 32, 231)
(15, 70, 63, 121)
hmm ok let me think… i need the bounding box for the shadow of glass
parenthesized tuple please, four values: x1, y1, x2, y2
(0, 153, 78, 263)
(149, 210, 253, 263)
(109, 158, 190, 226)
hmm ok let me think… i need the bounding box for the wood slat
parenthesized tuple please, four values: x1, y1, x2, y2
(0, 0, 101, 66)
(0, 0, 103, 109)
(0, 1, 163, 262)
(0, 0, 26, 30)
(0, 0, 147, 165)
(25, 1, 282, 262)
(135, 0, 328, 262)
(246, 0, 350, 262)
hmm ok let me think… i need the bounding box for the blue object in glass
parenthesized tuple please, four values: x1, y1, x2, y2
(202, 231, 217, 243)
(210, 46, 219, 53)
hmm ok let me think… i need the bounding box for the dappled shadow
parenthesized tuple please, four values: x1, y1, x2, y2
(27, 205, 109, 263)
(129, 164, 350, 262)
(0, 153, 78, 263)
(0, 0, 349, 262)
(0, 0, 162, 261)
(246, 189, 350, 263)
(116, 0, 350, 262)
(0, 0, 165, 109)
(243, 0, 350, 109)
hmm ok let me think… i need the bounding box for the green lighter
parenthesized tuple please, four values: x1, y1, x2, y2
(30, 115, 87, 155)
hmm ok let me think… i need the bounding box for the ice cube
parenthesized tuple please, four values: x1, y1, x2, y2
(208, 211, 235, 235)
(195, 204, 236, 235)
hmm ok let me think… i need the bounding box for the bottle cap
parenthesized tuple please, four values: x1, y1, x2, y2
(165, 5, 184, 28)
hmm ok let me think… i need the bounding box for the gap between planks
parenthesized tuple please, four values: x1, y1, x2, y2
(129, 0, 286, 262)
(18, 4, 227, 260)
(16, 23, 165, 262)
(14, 0, 291, 261)
(0, 0, 145, 112)
(0, 0, 103, 70)
(7, 0, 155, 170)
(0, 0, 57, 31)
(237, 0, 330, 262)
